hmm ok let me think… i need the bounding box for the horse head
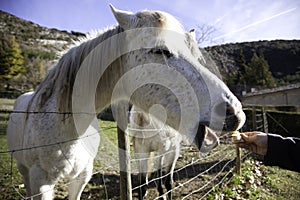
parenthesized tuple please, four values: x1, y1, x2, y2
(108, 5, 245, 148)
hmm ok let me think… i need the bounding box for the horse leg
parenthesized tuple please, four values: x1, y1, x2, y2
(29, 164, 55, 200)
(156, 155, 164, 199)
(138, 172, 148, 200)
(164, 165, 174, 200)
(17, 162, 31, 197)
(68, 161, 93, 200)
(164, 150, 179, 200)
(136, 152, 150, 200)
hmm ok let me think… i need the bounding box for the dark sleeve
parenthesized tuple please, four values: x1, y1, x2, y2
(264, 133, 300, 173)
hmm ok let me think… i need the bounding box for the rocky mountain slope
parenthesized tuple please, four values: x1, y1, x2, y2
(205, 40, 300, 79)
(1, 10, 299, 88)
(0, 10, 84, 53)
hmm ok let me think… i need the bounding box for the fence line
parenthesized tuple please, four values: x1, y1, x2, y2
(1, 119, 240, 199)
(0, 106, 295, 199)
(131, 144, 234, 192)
(0, 127, 117, 155)
(197, 152, 252, 200)
(161, 149, 236, 200)
(0, 109, 97, 115)
(182, 157, 235, 200)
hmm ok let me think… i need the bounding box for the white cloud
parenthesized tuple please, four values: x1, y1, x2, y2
(133, 0, 300, 45)
(209, 0, 300, 44)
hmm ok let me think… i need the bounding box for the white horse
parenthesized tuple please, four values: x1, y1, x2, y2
(7, 5, 245, 200)
(129, 106, 219, 200)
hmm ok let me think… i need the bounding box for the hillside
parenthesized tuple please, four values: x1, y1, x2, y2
(205, 40, 300, 79)
(0, 10, 299, 93)
(0, 10, 85, 93)
(0, 10, 84, 53)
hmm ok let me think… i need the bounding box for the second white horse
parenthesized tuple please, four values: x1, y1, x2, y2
(129, 106, 219, 199)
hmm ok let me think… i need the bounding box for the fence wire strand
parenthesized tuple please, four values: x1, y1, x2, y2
(155, 149, 236, 200)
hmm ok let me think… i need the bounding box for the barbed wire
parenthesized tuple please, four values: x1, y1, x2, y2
(0, 109, 97, 115)
(0, 128, 110, 155)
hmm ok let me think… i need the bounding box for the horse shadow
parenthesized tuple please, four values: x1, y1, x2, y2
(84, 159, 236, 199)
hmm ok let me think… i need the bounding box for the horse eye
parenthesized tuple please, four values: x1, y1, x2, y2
(149, 48, 173, 58)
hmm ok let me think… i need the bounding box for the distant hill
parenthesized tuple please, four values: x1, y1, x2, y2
(205, 40, 300, 79)
(0, 10, 299, 92)
(0, 10, 84, 53)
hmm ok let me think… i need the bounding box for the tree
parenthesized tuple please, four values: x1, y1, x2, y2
(245, 51, 276, 87)
(23, 57, 46, 90)
(235, 48, 248, 86)
(0, 35, 25, 89)
(196, 24, 223, 47)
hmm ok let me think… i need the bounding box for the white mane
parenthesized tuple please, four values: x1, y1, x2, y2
(30, 26, 123, 112)
(30, 10, 194, 113)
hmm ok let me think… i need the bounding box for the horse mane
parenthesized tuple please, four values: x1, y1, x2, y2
(29, 9, 197, 113)
(31, 26, 123, 112)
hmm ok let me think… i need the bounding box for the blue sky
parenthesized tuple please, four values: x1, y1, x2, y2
(1, 0, 299, 47)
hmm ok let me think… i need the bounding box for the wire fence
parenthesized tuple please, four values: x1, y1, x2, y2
(0, 106, 296, 199)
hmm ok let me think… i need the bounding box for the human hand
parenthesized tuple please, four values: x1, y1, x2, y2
(237, 131, 268, 156)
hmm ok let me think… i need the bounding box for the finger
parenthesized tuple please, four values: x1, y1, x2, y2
(240, 133, 252, 142)
(242, 132, 256, 137)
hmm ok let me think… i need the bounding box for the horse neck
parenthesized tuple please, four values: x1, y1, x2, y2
(33, 26, 124, 114)
(94, 58, 125, 113)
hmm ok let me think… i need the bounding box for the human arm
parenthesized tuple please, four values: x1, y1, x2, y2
(237, 132, 300, 173)
(264, 133, 300, 173)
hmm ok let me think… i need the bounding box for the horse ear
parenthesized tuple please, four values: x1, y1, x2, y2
(109, 4, 136, 29)
(189, 29, 197, 42)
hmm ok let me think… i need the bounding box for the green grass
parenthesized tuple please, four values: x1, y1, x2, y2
(206, 158, 300, 200)
(0, 98, 15, 136)
(0, 135, 25, 199)
(266, 166, 300, 199)
(99, 120, 118, 146)
(0, 98, 15, 110)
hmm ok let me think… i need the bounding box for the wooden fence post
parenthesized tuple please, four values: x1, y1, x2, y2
(116, 103, 132, 200)
(235, 146, 241, 175)
(261, 107, 268, 133)
(118, 126, 132, 200)
(252, 106, 257, 130)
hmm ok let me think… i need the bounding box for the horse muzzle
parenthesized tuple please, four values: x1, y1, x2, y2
(208, 101, 246, 132)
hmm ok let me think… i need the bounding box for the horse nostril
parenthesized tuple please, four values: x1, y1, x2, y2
(226, 104, 235, 116)
(214, 102, 235, 117)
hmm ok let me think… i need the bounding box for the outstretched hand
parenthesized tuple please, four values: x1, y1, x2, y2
(237, 131, 268, 156)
